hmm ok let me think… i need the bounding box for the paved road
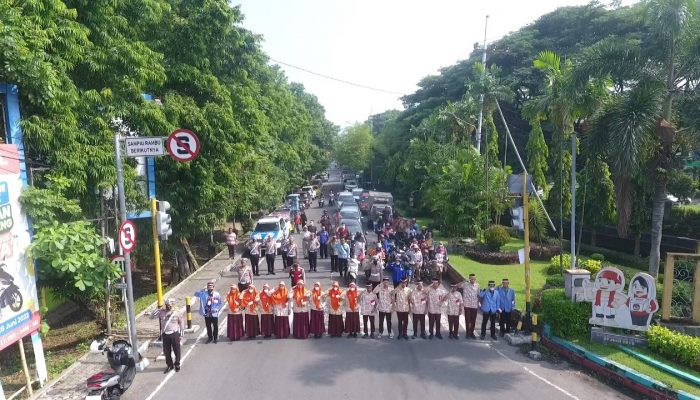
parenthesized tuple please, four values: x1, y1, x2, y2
(124, 167, 631, 400)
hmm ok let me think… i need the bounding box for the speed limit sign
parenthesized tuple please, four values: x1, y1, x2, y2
(119, 220, 137, 253)
(166, 128, 200, 162)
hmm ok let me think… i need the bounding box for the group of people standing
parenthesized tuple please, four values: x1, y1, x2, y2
(187, 273, 516, 343)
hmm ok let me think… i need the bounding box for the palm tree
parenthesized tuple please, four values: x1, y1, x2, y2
(577, 0, 699, 276)
(523, 50, 608, 269)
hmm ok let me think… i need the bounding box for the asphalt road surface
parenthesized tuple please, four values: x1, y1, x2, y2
(124, 167, 631, 400)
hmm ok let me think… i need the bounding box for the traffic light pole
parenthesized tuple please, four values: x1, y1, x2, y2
(523, 171, 532, 331)
(151, 197, 164, 308)
(114, 132, 141, 363)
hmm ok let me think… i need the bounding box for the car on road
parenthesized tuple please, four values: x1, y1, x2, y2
(351, 188, 364, 202)
(340, 218, 366, 246)
(301, 185, 316, 199)
(344, 179, 358, 191)
(251, 216, 289, 254)
(339, 205, 362, 221)
(337, 191, 355, 209)
(269, 207, 292, 222)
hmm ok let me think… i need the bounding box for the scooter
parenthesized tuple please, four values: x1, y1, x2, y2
(0, 263, 23, 313)
(347, 258, 359, 286)
(85, 340, 136, 400)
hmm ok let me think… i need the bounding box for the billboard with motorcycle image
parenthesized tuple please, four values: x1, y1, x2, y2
(0, 144, 41, 351)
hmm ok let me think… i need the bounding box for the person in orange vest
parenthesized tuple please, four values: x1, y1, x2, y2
(326, 281, 344, 337)
(291, 280, 310, 339)
(226, 285, 244, 341)
(240, 284, 260, 339)
(344, 282, 361, 337)
(271, 282, 290, 339)
(258, 284, 275, 338)
(310, 282, 326, 338)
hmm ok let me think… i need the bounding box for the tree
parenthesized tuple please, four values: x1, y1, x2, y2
(578, 0, 699, 275)
(667, 169, 698, 200)
(577, 158, 616, 246)
(526, 119, 549, 191)
(334, 123, 373, 172)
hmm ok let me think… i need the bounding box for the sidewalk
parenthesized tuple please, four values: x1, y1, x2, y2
(33, 245, 242, 400)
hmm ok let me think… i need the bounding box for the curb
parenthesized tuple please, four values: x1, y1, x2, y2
(30, 245, 239, 399)
(541, 332, 699, 400)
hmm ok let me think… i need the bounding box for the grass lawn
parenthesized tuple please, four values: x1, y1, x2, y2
(449, 253, 549, 310)
(572, 339, 700, 396)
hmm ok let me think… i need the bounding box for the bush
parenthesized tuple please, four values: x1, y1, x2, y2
(464, 247, 519, 264)
(665, 205, 700, 239)
(530, 243, 561, 261)
(647, 326, 700, 370)
(575, 242, 647, 270)
(589, 253, 605, 261)
(540, 288, 590, 339)
(546, 254, 572, 275)
(484, 225, 510, 251)
(581, 258, 602, 275)
(544, 275, 565, 288)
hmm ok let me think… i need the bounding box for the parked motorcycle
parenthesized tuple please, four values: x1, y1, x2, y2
(0, 263, 23, 313)
(85, 340, 136, 400)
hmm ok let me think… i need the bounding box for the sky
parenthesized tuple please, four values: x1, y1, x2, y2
(233, 0, 635, 128)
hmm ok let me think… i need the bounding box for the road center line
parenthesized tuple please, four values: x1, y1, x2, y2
(490, 345, 581, 400)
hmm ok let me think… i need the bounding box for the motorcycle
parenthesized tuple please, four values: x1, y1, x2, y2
(347, 258, 359, 286)
(0, 263, 23, 313)
(85, 340, 136, 400)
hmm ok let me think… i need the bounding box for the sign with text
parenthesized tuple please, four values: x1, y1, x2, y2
(590, 327, 648, 347)
(0, 144, 41, 352)
(166, 129, 200, 162)
(125, 137, 165, 157)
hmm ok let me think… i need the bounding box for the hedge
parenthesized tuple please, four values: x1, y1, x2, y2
(484, 225, 510, 251)
(664, 205, 700, 239)
(544, 275, 565, 288)
(539, 288, 590, 339)
(647, 325, 700, 370)
(464, 247, 519, 264)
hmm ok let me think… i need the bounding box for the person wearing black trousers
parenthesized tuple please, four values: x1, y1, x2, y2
(246, 238, 262, 276)
(264, 235, 277, 275)
(308, 233, 319, 272)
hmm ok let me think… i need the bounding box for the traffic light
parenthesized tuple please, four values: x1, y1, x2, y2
(157, 200, 172, 239)
(511, 206, 524, 230)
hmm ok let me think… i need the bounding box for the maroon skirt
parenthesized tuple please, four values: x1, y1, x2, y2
(260, 314, 275, 337)
(275, 315, 290, 338)
(245, 314, 260, 338)
(328, 314, 344, 337)
(293, 312, 310, 339)
(310, 309, 325, 335)
(227, 314, 244, 341)
(345, 311, 360, 333)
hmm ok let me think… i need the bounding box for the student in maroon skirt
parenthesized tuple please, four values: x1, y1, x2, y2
(258, 284, 275, 338)
(327, 281, 344, 337)
(291, 280, 310, 339)
(225, 285, 244, 341)
(272, 282, 290, 338)
(309, 282, 326, 338)
(344, 282, 361, 337)
(240, 284, 260, 339)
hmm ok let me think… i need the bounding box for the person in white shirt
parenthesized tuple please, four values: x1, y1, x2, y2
(225, 228, 237, 259)
(360, 283, 378, 338)
(264, 235, 277, 275)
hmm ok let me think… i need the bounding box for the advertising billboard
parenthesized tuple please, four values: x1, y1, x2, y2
(0, 144, 41, 351)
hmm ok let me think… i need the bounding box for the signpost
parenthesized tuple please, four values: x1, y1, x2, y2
(125, 137, 164, 157)
(111, 123, 198, 371)
(118, 220, 137, 253)
(166, 128, 200, 162)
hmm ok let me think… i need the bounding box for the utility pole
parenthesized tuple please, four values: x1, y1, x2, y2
(112, 122, 141, 365)
(570, 132, 577, 269)
(475, 15, 489, 153)
(523, 171, 531, 330)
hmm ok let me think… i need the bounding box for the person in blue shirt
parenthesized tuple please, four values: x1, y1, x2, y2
(498, 278, 516, 336)
(194, 281, 223, 343)
(479, 280, 501, 340)
(386, 260, 405, 287)
(318, 226, 330, 259)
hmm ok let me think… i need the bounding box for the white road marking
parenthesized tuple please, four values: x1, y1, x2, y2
(490, 345, 581, 400)
(144, 306, 226, 400)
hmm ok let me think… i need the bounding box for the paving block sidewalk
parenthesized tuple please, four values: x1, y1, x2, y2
(33, 246, 243, 400)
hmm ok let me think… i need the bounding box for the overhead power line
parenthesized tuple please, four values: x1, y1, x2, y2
(268, 57, 407, 96)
